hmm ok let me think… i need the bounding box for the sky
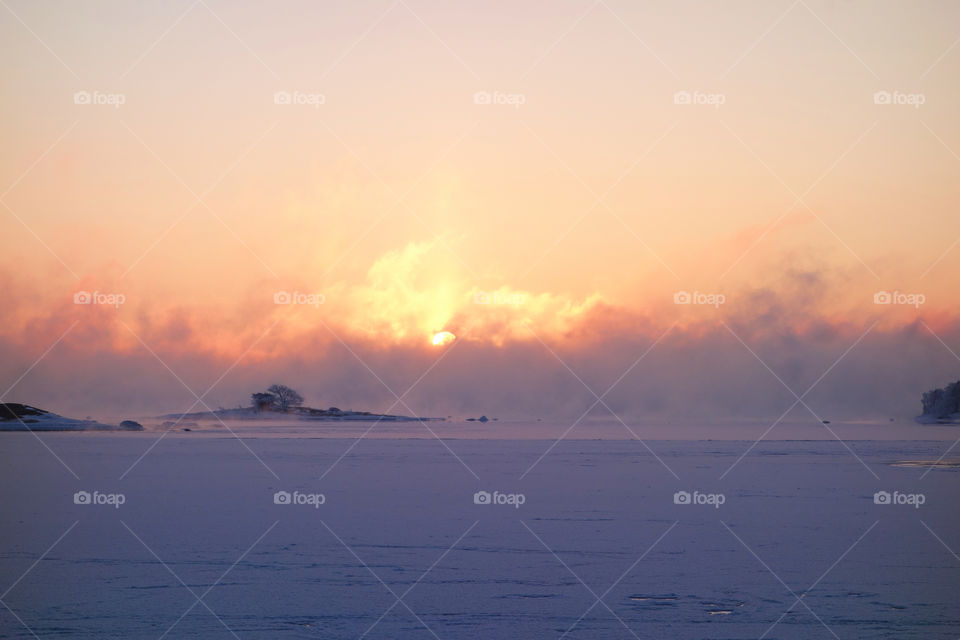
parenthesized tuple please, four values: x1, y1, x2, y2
(1, 0, 959, 421)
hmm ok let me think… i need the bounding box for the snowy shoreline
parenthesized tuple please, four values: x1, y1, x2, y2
(0, 403, 142, 432)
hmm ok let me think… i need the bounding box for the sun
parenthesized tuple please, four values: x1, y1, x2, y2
(431, 331, 456, 346)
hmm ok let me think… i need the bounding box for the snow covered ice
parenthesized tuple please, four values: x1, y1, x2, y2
(1, 423, 958, 639)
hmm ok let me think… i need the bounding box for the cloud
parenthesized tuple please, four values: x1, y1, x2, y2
(2, 281, 957, 423)
(1, 235, 957, 423)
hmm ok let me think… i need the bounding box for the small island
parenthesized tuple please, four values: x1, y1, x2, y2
(161, 384, 440, 423)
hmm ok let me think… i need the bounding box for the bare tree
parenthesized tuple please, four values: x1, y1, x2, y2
(267, 384, 304, 412)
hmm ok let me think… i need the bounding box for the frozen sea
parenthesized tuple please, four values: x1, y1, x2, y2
(1, 420, 959, 639)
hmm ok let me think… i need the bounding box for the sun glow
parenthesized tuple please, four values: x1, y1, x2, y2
(431, 331, 456, 346)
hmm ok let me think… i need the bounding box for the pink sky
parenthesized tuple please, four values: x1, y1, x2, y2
(2, 0, 959, 420)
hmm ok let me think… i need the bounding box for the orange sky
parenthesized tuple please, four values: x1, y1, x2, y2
(2, 1, 959, 418)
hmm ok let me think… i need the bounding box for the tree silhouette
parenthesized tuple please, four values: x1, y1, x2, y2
(251, 392, 276, 412)
(267, 384, 304, 412)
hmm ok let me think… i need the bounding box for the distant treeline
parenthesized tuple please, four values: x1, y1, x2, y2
(921, 380, 960, 419)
